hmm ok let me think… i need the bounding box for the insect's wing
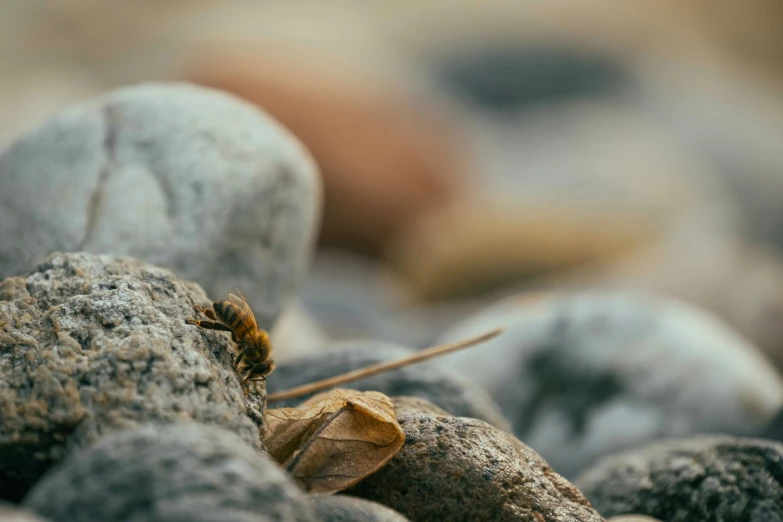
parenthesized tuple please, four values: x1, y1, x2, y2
(228, 292, 259, 329)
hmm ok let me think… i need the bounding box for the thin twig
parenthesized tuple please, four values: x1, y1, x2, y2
(266, 327, 505, 403)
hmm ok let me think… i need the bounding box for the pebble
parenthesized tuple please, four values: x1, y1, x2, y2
(23, 423, 316, 522)
(0, 252, 260, 501)
(346, 402, 605, 522)
(266, 340, 511, 431)
(575, 435, 783, 522)
(0, 81, 321, 330)
(437, 290, 783, 478)
(188, 47, 464, 256)
(565, 234, 783, 375)
(309, 495, 410, 522)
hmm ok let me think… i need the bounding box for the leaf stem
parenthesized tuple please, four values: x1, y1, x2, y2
(266, 327, 505, 403)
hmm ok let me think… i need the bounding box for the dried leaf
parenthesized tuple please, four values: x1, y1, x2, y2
(264, 388, 405, 494)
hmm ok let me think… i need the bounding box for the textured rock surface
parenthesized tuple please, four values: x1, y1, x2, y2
(575, 435, 783, 522)
(347, 411, 604, 522)
(266, 341, 511, 431)
(0, 81, 321, 330)
(309, 495, 410, 522)
(0, 252, 261, 502)
(24, 423, 315, 522)
(437, 290, 783, 477)
(0, 502, 51, 522)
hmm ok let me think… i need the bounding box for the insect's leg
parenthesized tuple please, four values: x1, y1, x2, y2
(241, 371, 266, 385)
(233, 349, 246, 371)
(240, 363, 269, 384)
(194, 305, 217, 320)
(186, 319, 234, 334)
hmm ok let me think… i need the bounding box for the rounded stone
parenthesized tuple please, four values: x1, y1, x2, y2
(346, 412, 604, 522)
(309, 495, 410, 522)
(188, 46, 464, 256)
(23, 423, 316, 522)
(575, 435, 783, 522)
(0, 81, 321, 330)
(266, 340, 511, 431)
(437, 290, 783, 478)
(0, 252, 261, 502)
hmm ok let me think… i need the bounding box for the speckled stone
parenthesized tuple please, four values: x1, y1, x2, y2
(266, 341, 511, 431)
(438, 290, 783, 477)
(309, 495, 410, 522)
(346, 411, 605, 522)
(0, 252, 262, 502)
(23, 423, 315, 522)
(575, 435, 783, 522)
(0, 81, 321, 330)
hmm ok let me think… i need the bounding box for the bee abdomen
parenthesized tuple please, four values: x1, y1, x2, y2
(213, 301, 249, 336)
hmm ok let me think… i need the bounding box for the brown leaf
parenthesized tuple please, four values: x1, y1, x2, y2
(264, 388, 405, 494)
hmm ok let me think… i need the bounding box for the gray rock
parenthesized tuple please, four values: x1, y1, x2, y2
(346, 412, 605, 522)
(0, 502, 51, 522)
(575, 435, 783, 522)
(23, 423, 316, 522)
(309, 495, 410, 522)
(0, 81, 321, 330)
(266, 341, 511, 431)
(437, 290, 783, 477)
(0, 252, 261, 502)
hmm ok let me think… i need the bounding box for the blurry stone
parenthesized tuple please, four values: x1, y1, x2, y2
(606, 517, 662, 522)
(297, 249, 426, 345)
(433, 44, 630, 113)
(0, 82, 321, 330)
(575, 435, 783, 522)
(309, 495, 410, 522)
(387, 99, 740, 302)
(0, 252, 261, 502)
(270, 300, 329, 364)
(347, 412, 604, 522)
(387, 194, 657, 301)
(298, 249, 497, 349)
(187, 46, 466, 256)
(23, 423, 315, 522)
(564, 235, 783, 374)
(758, 406, 783, 442)
(437, 290, 783, 478)
(267, 341, 511, 431)
(0, 502, 51, 522)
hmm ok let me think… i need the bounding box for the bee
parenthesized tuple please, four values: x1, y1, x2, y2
(186, 289, 275, 386)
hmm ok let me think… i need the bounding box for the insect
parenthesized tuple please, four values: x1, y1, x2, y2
(186, 289, 275, 386)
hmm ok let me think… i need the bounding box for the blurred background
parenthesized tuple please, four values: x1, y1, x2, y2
(4, 0, 783, 362)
